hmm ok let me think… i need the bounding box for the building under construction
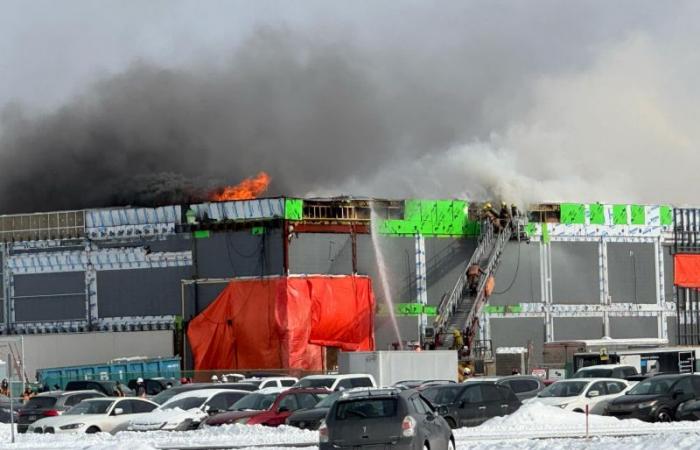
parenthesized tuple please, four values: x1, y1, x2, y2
(1, 197, 698, 375)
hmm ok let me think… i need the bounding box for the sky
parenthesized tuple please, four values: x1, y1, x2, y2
(0, 0, 697, 213)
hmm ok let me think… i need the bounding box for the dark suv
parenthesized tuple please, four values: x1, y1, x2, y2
(320, 388, 454, 450)
(606, 373, 700, 422)
(420, 382, 521, 428)
(17, 390, 105, 433)
(65, 380, 133, 396)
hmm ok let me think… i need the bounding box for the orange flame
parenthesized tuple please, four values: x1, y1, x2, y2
(211, 172, 271, 201)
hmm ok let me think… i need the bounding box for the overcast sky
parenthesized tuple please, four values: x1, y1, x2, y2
(0, 1, 697, 212)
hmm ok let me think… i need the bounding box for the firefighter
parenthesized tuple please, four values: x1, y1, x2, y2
(451, 329, 463, 350)
(466, 264, 484, 294)
(482, 203, 502, 232)
(499, 201, 511, 229)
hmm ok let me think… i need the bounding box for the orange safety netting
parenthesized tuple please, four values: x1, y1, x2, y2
(674, 254, 700, 288)
(187, 275, 375, 371)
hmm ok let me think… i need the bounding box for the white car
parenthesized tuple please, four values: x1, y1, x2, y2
(127, 388, 249, 431)
(240, 377, 298, 389)
(293, 374, 376, 391)
(526, 378, 630, 414)
(28, 397, 158, 434)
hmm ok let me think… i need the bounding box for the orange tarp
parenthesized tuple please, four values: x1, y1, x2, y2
(187, 275, 375, 371)
(674, 254, 700, 288)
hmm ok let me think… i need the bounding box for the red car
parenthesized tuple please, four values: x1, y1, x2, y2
(201, 387, 329, 427)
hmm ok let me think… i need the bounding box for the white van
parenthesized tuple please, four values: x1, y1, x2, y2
(293, 374, 376, 391)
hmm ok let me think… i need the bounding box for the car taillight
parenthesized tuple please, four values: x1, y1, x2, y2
(43, 410, 59, 417)
(318, 420, 329, 443)
(401, 416, 416, 437)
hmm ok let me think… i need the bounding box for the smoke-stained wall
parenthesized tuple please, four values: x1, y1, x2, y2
(14, 272, 85, 322)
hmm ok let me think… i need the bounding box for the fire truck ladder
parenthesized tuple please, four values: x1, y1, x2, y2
(434, 219, 510, 350)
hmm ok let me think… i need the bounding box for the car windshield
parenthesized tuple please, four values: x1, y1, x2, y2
(627, 378, 674, 395)
(229, 393, 277, 411)
(152, 387, 192, 405)
(574, 369, 613, 378)
(315, 391, 343, 408)
(295, 378, 335, 388)
(335, 398, 397, 420)
(538, 381, 588, 397)
(161, 396, 207, 410)
(23, 397, 57, 409)
(65, 400, 114, 415)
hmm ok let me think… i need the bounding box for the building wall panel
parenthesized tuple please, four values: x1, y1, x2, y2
(551, 242, 600, 304)
(14, 272, 86, 322)
(490, 242, 541, 306)
(490, 317, 545, 367)
(289, 233, 353, 275)
(553, 317, 603, 340)
(609, 317, 658, 339)
(425, 238, 476, 307)
(97, 267, 193, 317)
(194, 229, 283, 278)
(608, 243, 656, 304)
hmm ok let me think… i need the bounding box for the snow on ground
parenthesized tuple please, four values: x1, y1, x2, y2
(0, 404, 699, 449)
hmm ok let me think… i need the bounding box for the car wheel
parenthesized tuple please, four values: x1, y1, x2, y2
(448, 437, 456, 450)
(85, 426, 100, 434)
(656, 409, 673, 423)
(445, 417, 457, 429)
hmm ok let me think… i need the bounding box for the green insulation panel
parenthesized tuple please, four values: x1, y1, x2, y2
(193, 230, 210, 239)
(485, 304, 522, 314)
(541, 222, 550, 243)
(251, 226, 265, 235)
(630, 205, 646, 225)
(284, 198, 303, 220)
(613, 204, 628, 225)
(379, 199, 479, 236)
(560, 203, 586, 224)
(661, 206, 673, 226)
(589, 203, 605, 225)
(378, 303, 437, 316)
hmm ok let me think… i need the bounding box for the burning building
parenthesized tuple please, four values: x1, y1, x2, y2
(0, 195, 693, 376)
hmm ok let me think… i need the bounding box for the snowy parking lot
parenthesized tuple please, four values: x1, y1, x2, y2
(1, 404, 700, 450)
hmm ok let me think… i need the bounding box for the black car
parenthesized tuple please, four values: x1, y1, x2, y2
(17, 390, 106, 433)
(127, 378, 177, 395)
(320, 388, 454, 450)
(287, 390, 343, 430)
(64, 380, 134, 397)
(150, 382, 258, 405)
(606, 373, 700, 422)
(421, 382, 521, 428)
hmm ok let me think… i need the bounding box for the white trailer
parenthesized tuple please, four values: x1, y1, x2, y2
(338, 350, 458, 387)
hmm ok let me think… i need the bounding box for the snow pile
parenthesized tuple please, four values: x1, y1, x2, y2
(458, 432, 700, 450)
(495, 347, 528, 354)
(454, 403, 700, 441)
(0, 423, 318, 450)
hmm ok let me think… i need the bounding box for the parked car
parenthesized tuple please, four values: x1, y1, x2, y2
(64, 381, 133, 397)
(286, 390, 344, 430)
(240, 377, 298, 389)
(572, 364, 638, 379)
(202, 387, 328, 427)
(0, 395, 20, 424)
(127, 378, 177, 396)
(127, 389, 250, 431)
(527, 378, 630, 414)
(419, 382, 521, 428)
(294, 374, 376, 391)
(320, 388, 455, 450)
(150, 382, 258, 405)
(394, 380, 455, 390)
(18, 390, 106, 433)
(463, 375, 545, 401)
(28, 397, 158, 434)
(606, 373, 700, 422)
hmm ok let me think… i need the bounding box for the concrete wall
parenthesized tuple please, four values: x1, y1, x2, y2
(15, 330, 174, 379)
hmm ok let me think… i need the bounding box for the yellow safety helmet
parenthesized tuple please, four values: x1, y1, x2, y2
(483, 202, 492, 209)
